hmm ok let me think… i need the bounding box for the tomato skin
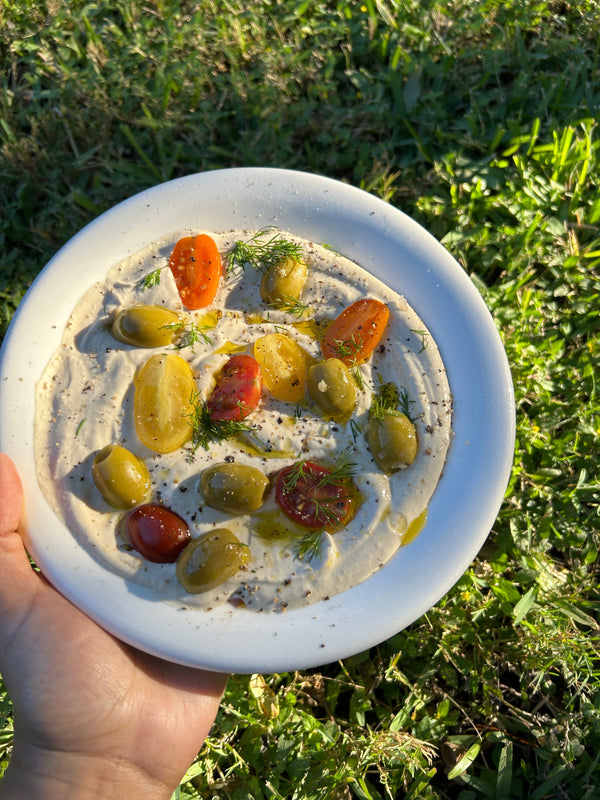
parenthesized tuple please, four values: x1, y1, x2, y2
(321, 298, 389, 365)
(169, 234, 222, 309)
(207, 354, 262, 422)
(125, 503, 191, 563)
(275, 462, 350, 529)
(134, 353, 195, 454)
(253, 333, 313, 403)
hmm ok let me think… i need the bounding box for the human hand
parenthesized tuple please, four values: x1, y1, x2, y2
(0, 453, 227, 800)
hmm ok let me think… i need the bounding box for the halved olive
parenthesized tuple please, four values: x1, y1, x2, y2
(112, 305, 182, 348)
(92, 444, 151, 508)
(176, 529, 250, 593)
(307, 358, 357, 420)
(200, 463, 269, 514)
(366, 412, 418, 473)
(260, 256, 307, 306)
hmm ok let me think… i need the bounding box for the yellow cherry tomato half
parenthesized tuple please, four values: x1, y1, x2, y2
(253, 333, 314, 403)
(134, 353, 195, 453)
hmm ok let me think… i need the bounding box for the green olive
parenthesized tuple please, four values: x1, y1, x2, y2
(92, 444, 151, 508)
(176, 529, 250, 593)
(111, 305, 182, 347)
(366, 412, 418, 473)
(200, 463, 269, 514)
(307, 358, 357, 420)
(260, 256, 307, 305)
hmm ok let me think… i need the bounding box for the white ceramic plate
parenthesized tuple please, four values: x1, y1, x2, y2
(0, 168, 515, 673)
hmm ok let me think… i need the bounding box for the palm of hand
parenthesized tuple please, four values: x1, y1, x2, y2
(6, 578, 225, 786)
(0, 454, 226, 794)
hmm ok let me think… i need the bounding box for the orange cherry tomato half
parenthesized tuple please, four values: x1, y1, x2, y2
(275, 462, 351, 529)
(125, 503, 191, 563)
(207, 354, 262, 422)
(168, 234, 222, 309)
(321, 298, 389, 365)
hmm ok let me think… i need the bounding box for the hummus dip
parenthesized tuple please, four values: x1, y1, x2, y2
(34, 229, 452, 612)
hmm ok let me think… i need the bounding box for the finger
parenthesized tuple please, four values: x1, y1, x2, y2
(143, 651, 229, 698)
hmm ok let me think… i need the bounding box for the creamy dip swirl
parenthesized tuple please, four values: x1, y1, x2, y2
(34, 230, 452, 612)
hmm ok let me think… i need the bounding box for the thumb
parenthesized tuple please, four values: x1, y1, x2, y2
(0, 453, 41, 618)
(0, 452, 23, 535)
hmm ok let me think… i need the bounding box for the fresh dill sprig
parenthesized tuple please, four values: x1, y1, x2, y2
(285, 449, 357, 563)
(295, 528, 326, 562)
(330, 334, 363, 362)
(137, 266, 166, 290)
(410, 328, 429, 352)
(349, 418, 362, 442)
(227, 228, 304, 274)
(281, 458, 308, 491)
(186, 392, 256, 452)
(369, 382, 414, 421)
(268, 294, 309, 318)
(283, 448, 356, 493)
(165, 320, 213, 350)
(369, 383, 399, 420)
(311, 497, 346, 525)
(329, 335, 366, 389)
(322, 446, 357, 486)
(398, 386, 413, 418)
(352, 366, 365, 390)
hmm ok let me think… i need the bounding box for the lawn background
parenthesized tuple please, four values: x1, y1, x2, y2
(1, 1, 599, 797)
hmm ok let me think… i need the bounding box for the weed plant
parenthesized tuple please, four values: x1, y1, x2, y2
(1, 1, 599, 797)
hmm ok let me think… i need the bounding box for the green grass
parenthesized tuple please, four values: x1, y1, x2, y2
(1, 0, 599, 797)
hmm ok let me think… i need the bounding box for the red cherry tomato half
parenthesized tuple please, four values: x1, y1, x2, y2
(168, 234, 222, 309)
(275, 462, 351, 529)
(321, 298, 389, 365)
(125, 503, 191, 563)
(207, 354, 262, 422)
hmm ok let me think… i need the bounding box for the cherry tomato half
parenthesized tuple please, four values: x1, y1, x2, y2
(321, 298, 389, 365)
(125, 503, 191, 563)
(253, 333, 313, 403)
(134, 353, 195, 454)
(169, 234, 222, 309)
(207, 354, 262, 422)
(275, 461, 351, 529)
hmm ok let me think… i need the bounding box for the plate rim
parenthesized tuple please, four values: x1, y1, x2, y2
(0, 167, 515, 673)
